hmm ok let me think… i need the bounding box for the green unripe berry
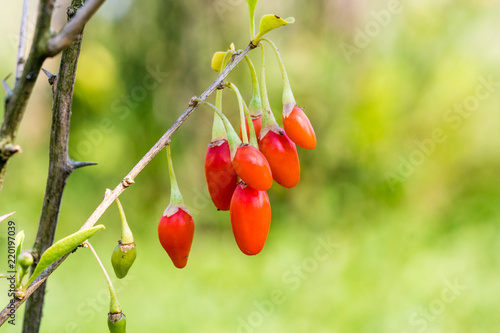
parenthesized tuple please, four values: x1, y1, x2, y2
(111, 241, 136, 279)
(17, 252, 34, 270)
(108, 312, 126, 333)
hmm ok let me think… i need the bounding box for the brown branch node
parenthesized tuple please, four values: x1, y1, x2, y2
(122, 176, 135, 188)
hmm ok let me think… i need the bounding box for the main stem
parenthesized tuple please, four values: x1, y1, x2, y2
(22, 2, 88, 332)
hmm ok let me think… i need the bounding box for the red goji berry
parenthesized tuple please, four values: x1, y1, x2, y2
(230, 181, 271, 255)
(232, 144, 273, 191)
(259, 128, 300, 188)
(205, 139, 238, 211)
(283, 105, 316, 149)
(158, 206, 195, 269)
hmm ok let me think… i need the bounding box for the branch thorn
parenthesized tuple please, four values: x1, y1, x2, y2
(71, 160, 98, 170)
(41, 68, 57, 86)
(2, 74, 13, 96)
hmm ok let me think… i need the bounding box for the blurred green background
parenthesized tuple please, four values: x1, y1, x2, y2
(1, 0, 500, 332)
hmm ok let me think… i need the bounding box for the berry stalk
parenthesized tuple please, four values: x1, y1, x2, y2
(166, 144, 184, 209)
(260, 37, 295, 117)
(87, 242, 122, 314)
(225, 81, 258, 148)
(244, 55, 262, 118)
(258, 44, 280, 138)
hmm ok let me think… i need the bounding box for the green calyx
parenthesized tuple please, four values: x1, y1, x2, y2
(108, 312, 127, 333)
(226, 82, 258, 148)
(195, 98, 242, 160)
(111, 241, 137, 279)
(165, 144, 184, 210)
(211, 89, 227, 142)
(252, 14, 295, 46)
(244, 55, 263, 118)
(115, 198, 134, 245)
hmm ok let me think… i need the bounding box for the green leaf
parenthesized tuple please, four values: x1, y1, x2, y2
(26, 225, 105, 286)
(14, 231, 25, 273)
(253, 14, 295, 45)
(246, 0, 258, 38)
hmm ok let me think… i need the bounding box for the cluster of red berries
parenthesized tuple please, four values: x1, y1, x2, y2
(206, 103, 316, 256)
(157, 36, 315, 268)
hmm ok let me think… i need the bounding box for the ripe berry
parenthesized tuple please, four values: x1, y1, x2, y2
(230, 182, 271, 255)
(205, 139, 238, 211)
(232, 143, 273, 191)
(158, 206, 195, 269)
(240, 115, 262, 142)
(259, 127, 300, 188)
(283, 105, 316, 149)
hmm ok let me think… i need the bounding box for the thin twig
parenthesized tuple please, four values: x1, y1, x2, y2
(0, 43, 254, 325)
(47, 0, 107, 56)
(15, 0, 30, 86)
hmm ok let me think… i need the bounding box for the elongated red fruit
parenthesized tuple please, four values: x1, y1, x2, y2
(283, 105, 316, 149)
(205, 140, 238, 211)
(239, 115, 263, 142)
(158, 207, 195, 268)
(232, 144, 273, 191)
(230, 182, 271, 255)
(259, 128, 300, 188)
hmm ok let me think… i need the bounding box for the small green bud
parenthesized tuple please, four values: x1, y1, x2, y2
(111, 241, 136, 279)
(17, 252, 34, 270)
(108, 312, 126, 333)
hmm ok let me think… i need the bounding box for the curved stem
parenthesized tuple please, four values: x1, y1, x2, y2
(166, 144, 183, 207)
(260, 37, 295, 107)
(244, 55, 262, 117)
(225, 82, 249, 144)
(242, 100, 258, 147)
(226, 82, 258, 147)
(259, 45, 279, 134)
(87, 242, 121, 314)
